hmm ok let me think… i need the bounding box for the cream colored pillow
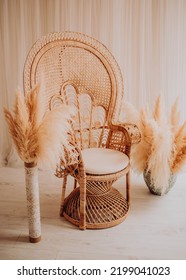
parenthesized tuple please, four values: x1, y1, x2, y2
(81, 148, 129, 175)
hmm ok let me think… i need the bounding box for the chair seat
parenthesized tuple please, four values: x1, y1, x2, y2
(81, 148, 129, 175)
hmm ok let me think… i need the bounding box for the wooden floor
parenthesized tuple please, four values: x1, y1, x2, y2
(0, 166, 186, 260)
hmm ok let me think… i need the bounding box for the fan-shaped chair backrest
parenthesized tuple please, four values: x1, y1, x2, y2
(23, 32, 124, 149)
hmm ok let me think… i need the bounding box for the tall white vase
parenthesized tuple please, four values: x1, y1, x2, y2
(24, 162, 41, 243)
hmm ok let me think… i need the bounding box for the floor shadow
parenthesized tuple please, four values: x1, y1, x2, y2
(0, 233, 21, 243)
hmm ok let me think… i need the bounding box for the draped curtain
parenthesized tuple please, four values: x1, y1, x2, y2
(0, 0, 186, 166)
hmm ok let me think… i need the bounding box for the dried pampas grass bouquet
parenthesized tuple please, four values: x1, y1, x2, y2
(4, 85, 75, 243)
(4, 85, 74, 169)
(123, 96, 186, 195)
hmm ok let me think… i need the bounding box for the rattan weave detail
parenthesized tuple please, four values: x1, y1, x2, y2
(23, 31, 124, 122)
(63, 187, 129, 229)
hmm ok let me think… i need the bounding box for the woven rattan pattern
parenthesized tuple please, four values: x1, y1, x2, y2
(23, 31, 124, 123)
(63, 186, 129, 229)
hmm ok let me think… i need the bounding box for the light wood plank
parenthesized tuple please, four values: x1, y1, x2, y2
(0, 167, 186, 260)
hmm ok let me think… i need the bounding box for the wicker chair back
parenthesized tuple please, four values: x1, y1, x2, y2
(23, 32, 124, 149)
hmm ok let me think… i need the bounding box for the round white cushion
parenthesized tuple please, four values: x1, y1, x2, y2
(81, 148, 129, 175)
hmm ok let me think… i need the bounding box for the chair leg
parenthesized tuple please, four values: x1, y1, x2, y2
(79, 163, 86, 230)
(79, 178, 86, 230)
(73, 178, 77, 189)
(60, 173, 68, 217)
(126, 170, 130, 203)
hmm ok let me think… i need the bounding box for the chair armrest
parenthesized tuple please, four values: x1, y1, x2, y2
(106, 124, 132, 157)
(117, 123, 141, 144)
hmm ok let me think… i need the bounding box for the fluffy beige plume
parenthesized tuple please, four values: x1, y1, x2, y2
(4, 108, 38, 163)
(131, 109, 153, 172)
(147, 122, 173, 192)
(170, 98, 180, 130)
(131, 141, 149, 173)
(171, 121, 186, 174)
(25, 86, 39, 126)
(153, 95, 166, 125)
(140, 109, 154, 143)
(13, 92, 29, 130)
(120, 101, 139, 125)
(174, 121, 186, 149)
(37, 105, 74, 169)
(170, 121, 186, 168)
(172, 146, 186, 173)
(122, 95, 186, 191)
(4, 92, 36, 163)
(4, 86, 75, 169)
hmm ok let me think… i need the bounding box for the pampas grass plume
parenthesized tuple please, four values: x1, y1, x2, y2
(120, 101, 139, 125)
(122, 95, 186, 191)
(4, 86, 75, 170)
(170, 98, 180, 130)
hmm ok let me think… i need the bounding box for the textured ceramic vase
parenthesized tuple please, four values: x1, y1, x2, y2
(143, 170, 177, 196)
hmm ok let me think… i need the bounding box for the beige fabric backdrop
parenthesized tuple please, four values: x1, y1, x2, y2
(0, 0, 186, 166)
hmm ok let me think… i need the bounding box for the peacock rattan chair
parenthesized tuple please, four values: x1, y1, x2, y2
(23, 31, 140, 230)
